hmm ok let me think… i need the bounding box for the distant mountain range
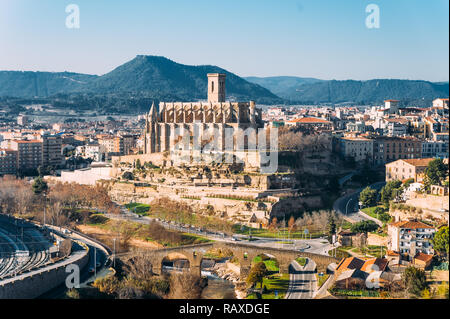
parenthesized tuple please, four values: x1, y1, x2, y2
(0, 56, 282, 105)
(244, 76, 449, 106)
(0, 56, 448, 114)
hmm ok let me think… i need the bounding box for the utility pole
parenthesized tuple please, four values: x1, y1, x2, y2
(43, 194, 47, 228)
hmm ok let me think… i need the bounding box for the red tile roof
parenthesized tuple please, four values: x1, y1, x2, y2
(287, 117, 331, 124)
(414, 253, 433, 263)
(360, 258, 388, 272)
(336, 257, 365, 272)
(390, 220, 435, 229)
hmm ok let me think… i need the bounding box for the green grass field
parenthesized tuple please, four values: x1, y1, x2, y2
(362, 206, 392, 224)
(252, 255, 280, 272)
(351, 245, 387, 258)
(125, 203, 151, 215)
(246, 273, 290, 299)
(296, 257, 307, 267)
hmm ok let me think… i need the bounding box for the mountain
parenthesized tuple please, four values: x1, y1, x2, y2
(0, 71, 98, 97)
(245, 77, 449, 106)
(0, 56, 283, 105)
(1, 58, 448, 112)
(244, 76, 324, 97)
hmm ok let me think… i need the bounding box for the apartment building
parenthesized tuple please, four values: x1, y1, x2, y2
(385, 158, 434, 182)
(121, 134, 137, 156)
(98, 136, 123, 155)
(339, 137, 373, 162)
(372, 136, 421, 165)
(0, 149, 18, 175)
(421, 140, 449, 158)
(10, 140, 43, 171)
(42, 133, 63, 167)
(387, 121, 408, 137)
(388, 220, 435, 260)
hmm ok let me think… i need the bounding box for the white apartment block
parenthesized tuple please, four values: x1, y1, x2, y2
(388, 220, 435, 259)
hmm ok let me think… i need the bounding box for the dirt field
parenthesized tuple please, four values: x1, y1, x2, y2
(368, 233, 388, 246)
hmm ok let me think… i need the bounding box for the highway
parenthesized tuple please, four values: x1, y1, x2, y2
(285, 259, 317, 299)
(333, 181, 386, 223)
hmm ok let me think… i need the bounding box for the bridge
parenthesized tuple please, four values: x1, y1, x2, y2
(117, 242, 339, 280)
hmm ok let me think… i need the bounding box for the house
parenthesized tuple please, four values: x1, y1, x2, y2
(413, 252, 434, 269)
(334, 257, 391, 289)
(337, 230, 367, 248)
(385, 158, 434, 183)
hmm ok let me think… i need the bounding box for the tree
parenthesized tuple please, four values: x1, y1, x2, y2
(328, 176, 340, 195)
(380, 180, 402, 207)
(288, 216, 296, 233)
(403, 266, 427, 296)
(351, 220, 379, 234)
(425, 158, 448, 186)
(32, 176, 48, 195)
(402, 178, 415, 189)
(122, 171, 134, 180)
(327, 216, 337, 242)
(168, 272, 205, 299)
(432, 226, 449, 259)
(135, 159, 142, 170)
(359, 186, 378, 208)
(247, 262, 268, 294)
(268, 217, 278, 232)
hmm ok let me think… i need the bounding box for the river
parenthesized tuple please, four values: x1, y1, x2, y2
(200, 270, 237, 299)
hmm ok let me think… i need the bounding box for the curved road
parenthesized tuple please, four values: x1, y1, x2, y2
(333, 181, 386, 223)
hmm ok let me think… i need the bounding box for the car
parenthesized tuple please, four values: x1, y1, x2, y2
(88, 267, 95, 273)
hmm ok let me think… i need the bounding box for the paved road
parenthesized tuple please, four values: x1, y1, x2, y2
(333, 182, 386, 223)
(285, 259, 317, 299)
(105, 211, 333, 256)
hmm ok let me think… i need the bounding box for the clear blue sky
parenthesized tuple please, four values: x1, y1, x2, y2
(0, 0, 448, 81)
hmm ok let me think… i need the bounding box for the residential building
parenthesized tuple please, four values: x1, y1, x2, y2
(387, 121, 408, 137)
(334, 257, 389, 289)
(388, 219, 436, 261)
(385, 158, 434, 182)
(121, 134, 137, 155)
(339, 137, 373, 163)
(421, 140, 449, 158)
(432, 98, 449, 108)
(385, 99, 400, 114)
(17, 115, 28, 126)
(42, 133, 63, 167)
(10, 140, 43, 171)
(372, 136, 421, 165)
(0, 149, 18, 175)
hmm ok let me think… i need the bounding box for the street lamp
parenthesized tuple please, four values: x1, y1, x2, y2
(113, 238, 116, 268)
(43, 193, 47, 229)
(345, 198, 353, 217)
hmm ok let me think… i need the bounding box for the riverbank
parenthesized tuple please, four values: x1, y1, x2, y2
(210, 262, 247, 299)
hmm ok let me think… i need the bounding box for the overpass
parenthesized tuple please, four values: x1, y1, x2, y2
(117, 242, 339, 280)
